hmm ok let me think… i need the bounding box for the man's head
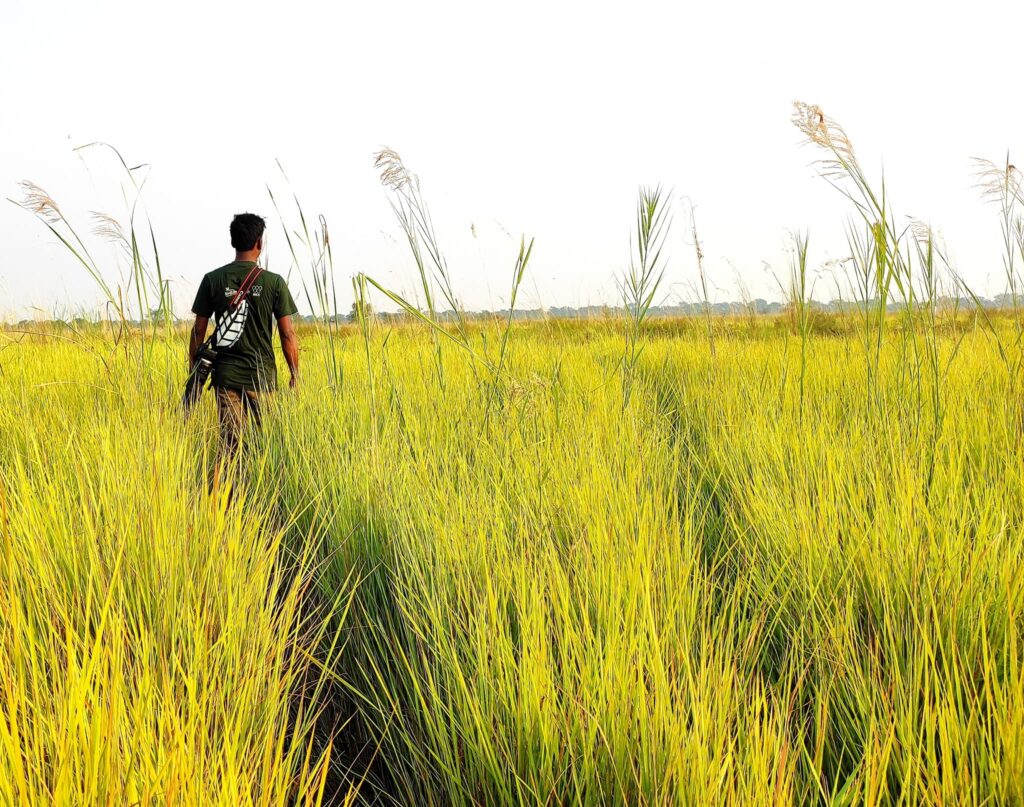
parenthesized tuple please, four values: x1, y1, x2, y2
(230, 213, 266, 255)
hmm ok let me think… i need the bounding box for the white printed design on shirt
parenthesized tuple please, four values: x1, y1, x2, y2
(214, 298, 249, 349)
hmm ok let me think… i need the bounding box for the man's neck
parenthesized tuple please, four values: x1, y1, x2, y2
(235, 250, 260, 263)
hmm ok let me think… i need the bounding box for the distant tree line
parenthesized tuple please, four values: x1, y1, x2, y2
(9, 294, 1020, 329)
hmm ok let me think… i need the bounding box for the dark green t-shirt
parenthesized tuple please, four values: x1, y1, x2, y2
(191, 261, 298, 392)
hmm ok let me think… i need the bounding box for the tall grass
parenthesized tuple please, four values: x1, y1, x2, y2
(7, 301, 1024, 805)
(621, 185, 671, 407)
(684, 199, 716, 357)
(373, 148, 474, 388)
(12, 143, 172, 335)
(792, 101, 911, 394)
(256, 312, 1024, 804)
(268, 164, 345, 392)
(363, 147, 535, 412)
(788, 230, 812, 418)
(0, 329, 349, 805)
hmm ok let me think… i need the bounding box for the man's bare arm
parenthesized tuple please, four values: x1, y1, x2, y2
(189, 316, 210, 366)
(278, 315, 299, 387)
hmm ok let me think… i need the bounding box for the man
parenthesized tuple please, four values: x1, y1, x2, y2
(189, 213, 299, 453)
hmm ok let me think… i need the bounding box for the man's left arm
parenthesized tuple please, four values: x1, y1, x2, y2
(274, 276, 300, 388)
(278, 315, 299, 388)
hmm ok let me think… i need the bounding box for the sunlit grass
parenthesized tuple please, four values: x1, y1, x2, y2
(3, 311, 1024, 804)
(0, 330, 348, 805)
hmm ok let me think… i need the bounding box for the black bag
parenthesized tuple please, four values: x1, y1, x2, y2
(182, 342, 219, 410)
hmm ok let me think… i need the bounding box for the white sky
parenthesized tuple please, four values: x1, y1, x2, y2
(1, 0, 1021, 320)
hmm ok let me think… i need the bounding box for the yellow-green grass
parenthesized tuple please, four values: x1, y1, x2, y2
(2, 314, 1023, 805)
(0, 329, 348, 805)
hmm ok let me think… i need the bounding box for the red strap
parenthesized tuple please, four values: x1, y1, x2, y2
(229, 264, 263, 309)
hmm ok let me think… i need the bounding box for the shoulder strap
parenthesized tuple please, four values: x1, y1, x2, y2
(228, 264, 265, 310)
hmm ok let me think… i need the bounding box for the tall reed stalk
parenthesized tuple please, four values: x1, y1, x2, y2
(975, 157, 1024, 334)
(972, 157, 1024, 426)
(373, 148, 475, 389)
(484, 236, 534, 422)
(621, 185, 671, 407)
(844, 220, 880, 408)
(687, 201, 715, 358)
(268, 164, 344, 391)
(789, 230, 812, 419)
(792, 101, 917, 419)
(12, 144, 172, 382)
(352, 271, 377, 443)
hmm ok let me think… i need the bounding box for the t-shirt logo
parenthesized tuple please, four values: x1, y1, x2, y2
(223, 286, 262, 298)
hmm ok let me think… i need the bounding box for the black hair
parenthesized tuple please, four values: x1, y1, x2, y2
(230, 213, 266, 251)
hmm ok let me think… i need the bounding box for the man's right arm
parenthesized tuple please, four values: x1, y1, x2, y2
(278, 315, 299, 388)
(189, 317, 210, 366)
(190, 274, 213, 365)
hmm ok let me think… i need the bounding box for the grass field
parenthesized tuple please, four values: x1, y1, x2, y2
(2, 311, 1023, 805)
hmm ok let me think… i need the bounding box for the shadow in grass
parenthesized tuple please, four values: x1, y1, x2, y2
(273, 500, 407, 805)
(649, 370, 868, 802)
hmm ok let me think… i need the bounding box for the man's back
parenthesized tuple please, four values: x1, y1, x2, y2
(191, 261, 297, 392)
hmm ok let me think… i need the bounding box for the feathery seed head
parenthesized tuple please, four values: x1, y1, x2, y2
(909, 217, 935, 247)
(18, 181, 62, 225)
(90, 212, 129, 247)
(374, 148, 417, 192)
(792, 101, 858, 177)
(973, 157, 1023, 205)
